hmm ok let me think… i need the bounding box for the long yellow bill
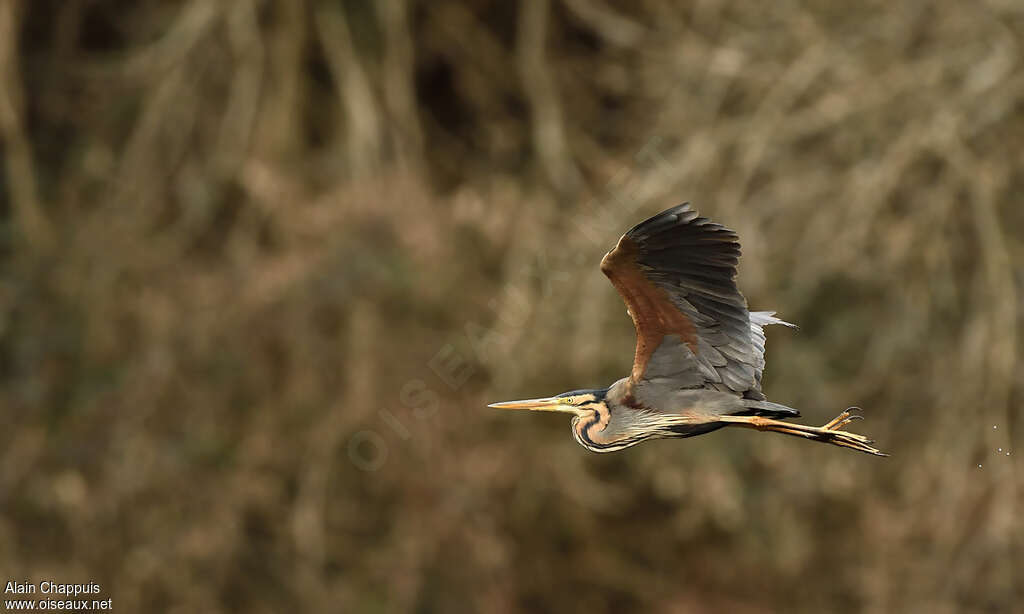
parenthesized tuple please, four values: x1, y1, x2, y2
(487, 397, 567, 412)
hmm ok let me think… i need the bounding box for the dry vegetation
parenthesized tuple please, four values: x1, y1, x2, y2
(1, 0, 1022, 612)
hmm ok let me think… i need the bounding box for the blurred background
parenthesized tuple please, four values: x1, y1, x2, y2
(1, 0, 1021, 612)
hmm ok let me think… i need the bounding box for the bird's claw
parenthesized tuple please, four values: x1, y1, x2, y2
(822, 407, 864, 431)
(813, 407, 886, 455)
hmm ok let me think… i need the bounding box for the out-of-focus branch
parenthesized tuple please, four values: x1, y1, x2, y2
(0, 0, 51, 250)
(518, 0, 581, 195)
(376, 0, 423, 170)
(215, 0, 263, 177)
(117, 0, 218, 81)
(257, 0, 307, 160)
(315, 3, 383, 177)
(562, 0, 646, 48)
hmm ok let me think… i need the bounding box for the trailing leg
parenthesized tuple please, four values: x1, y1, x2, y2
(718, 408, 887, 457)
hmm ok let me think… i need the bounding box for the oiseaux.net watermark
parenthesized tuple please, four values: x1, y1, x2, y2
(4, 580, 112, 611)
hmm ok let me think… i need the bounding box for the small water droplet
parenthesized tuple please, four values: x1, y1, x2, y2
(1007, 452, 1012, 456)
(999, 448, 1003, 452)
(993, 425, 998, 429)
(978, 464, 983, 468)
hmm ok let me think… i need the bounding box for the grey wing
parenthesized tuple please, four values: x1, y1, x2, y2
(602, 203, 792, 397)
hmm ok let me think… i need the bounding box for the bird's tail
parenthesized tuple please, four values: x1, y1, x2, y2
(749, 310, 797, 329)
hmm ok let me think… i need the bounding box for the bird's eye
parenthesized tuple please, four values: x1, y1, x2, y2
(564, 396, 575, 404)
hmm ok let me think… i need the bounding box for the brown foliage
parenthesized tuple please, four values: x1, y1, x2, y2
(1, 1, 1021, 612)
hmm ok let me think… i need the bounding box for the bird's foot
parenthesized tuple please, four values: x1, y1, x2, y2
(821, 406, 865, 431)
(813, 408, 887, 457)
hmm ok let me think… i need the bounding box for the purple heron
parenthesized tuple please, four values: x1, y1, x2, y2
(489, 204, 886, 456)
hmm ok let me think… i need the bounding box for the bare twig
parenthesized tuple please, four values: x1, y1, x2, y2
(0, 0, 50, 249)
(518, 0, 581, 195)
(315, 2, 383, 177)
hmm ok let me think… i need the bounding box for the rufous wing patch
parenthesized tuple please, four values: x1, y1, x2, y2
(601, 235, 699, 385)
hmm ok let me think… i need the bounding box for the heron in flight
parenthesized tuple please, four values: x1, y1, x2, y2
(489, 204, 885, 456)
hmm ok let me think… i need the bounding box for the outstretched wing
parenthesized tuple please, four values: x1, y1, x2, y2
(601, 203, 774, 397)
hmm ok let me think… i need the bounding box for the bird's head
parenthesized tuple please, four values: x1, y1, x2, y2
(487, 388, 608, 417)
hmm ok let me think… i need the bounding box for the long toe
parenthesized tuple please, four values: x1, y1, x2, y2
(829, 414, 864, 431)
(829, 429, 888, 457)
(822, 410, 853, 430)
